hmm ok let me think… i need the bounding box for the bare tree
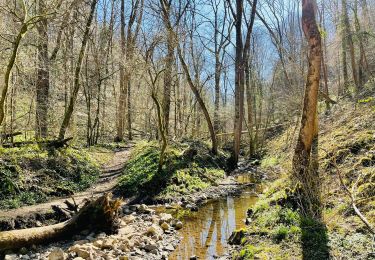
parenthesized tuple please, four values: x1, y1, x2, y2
(292, 0, 322, 216)
(58, 0, 98, 140)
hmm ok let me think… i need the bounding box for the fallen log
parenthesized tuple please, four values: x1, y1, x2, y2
(0, 131, 22, 139)
(1, 137, 73, 149)
(0, 194, 122, 251)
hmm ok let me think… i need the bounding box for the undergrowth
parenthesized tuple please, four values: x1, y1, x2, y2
(117, 140, 228, 200)
(0, 145, 101, 209)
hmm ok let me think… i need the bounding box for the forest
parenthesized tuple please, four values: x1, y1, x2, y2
(0, 0, 374, 259)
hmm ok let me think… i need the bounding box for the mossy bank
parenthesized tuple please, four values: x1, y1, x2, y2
(117, 140, 229, 202)
(0, 145, 114, 209)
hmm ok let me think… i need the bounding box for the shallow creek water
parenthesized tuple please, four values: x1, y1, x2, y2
(169, 172, 260, 260)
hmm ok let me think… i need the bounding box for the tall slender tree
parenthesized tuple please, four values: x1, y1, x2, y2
(35, 0, 50, 139)
(293, 0, 322, 216)
(58, 0, 98, 140)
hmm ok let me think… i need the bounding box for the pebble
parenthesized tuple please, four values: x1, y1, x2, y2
(175, 221, 183, 230)
(158, 213, 173, 224)
(160, 222, 170, 231)
(48, 248, 66, 260)
(4, 255, 18, 260)
(19, 247, 28, 254)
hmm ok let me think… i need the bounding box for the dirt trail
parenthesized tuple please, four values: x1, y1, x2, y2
(0, 147, 132, 219)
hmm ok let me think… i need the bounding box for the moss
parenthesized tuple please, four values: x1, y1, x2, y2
(239, 244, 261, 259)
(272, 225, 289, 241)
(117, 141, 228, 199)
(0, 145, 101, 209)
(260, 156, 279, 168)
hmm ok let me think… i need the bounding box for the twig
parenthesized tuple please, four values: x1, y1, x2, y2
(331, 158, 374, 234)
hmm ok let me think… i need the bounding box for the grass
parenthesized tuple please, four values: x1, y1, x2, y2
(117, 140, 228, 200)
(0, 145, 103, 209)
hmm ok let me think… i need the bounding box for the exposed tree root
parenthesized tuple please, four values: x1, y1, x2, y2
(0, 193, 122, 251)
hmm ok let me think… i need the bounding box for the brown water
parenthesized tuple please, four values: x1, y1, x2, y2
(169, 173, 259, 260)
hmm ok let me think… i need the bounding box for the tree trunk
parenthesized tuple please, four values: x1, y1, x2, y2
(0, 194, 121, 251)
(354, 0, 367, 88)
(0, 20, 29, 126)
(151, 92, 168, 172)
(178, 49, 218, 155)
(342, 0, 359, 96)
(58, 0, 97, 140)
(292, 0, 322, 217)
(35, 0, 50, 139)
(116, 0, 127, 142)
(232, 0, 244, 166)
(162, 30, 174, 136)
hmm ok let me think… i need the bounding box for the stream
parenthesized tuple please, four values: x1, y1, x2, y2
(170, 172, 261, 260)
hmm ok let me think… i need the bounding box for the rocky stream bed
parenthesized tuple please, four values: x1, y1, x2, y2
(1, 163, 262, 260)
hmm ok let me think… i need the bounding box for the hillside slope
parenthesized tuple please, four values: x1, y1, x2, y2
(234, 100, 374, 259)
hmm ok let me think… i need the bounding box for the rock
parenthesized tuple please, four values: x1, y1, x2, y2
(146, 224, 164, 237)
(151, 215, 160, 224)
(35, 221, 43, 227)
(123, 215, 136, 224)
(175, 221, 183, 230)
(247, 208, 254, 217)
(123, 207, 131, 214)
(165, 204, 175, 209)
(74, 240, 89, 245)
(96, 232, 107, 239)
(164, 244, 175, 251)
(158, 213, 173, 224)
(48, 248, 66, 260)
(19, 247, 28, 254)
(102, 238, 115, 249)
(138, 204, 155, 214)
(4, 255, 18, 260)
(129, 204, 140, 211)
(68, 245, 91, 259)
(118, 242, 129, 252)
(118, 226, 133, 235)
(93, 239, 103, 248)
(144, 243, 158, 252)
(160, 222, 170, 231)
(228, 229, 246, 245)
(185, 204, 198, 211)
(190, 255, 198, 260)
(86, 235, 95, 242)
(20, 256, 30, 260)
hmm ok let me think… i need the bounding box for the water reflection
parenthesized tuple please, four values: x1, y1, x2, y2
(170, 174, 258, 260)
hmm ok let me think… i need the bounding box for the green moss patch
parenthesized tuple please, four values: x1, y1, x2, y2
(0, 145, 101, 209)
(117, 141, 227, 200)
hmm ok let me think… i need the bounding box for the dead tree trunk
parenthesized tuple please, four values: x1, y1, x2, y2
(292, 0, 322, 217)
(0, 194, 121, 251)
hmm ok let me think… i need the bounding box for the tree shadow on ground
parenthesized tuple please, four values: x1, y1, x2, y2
(300, 215, 330, 260)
